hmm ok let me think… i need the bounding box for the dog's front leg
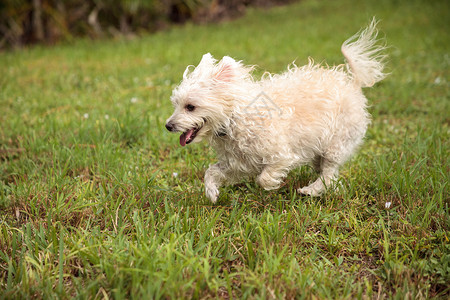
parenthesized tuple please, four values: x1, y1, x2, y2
(204, 163, 228, 203)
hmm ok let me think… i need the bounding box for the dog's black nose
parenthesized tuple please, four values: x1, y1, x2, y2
(165, 122, 174, 132)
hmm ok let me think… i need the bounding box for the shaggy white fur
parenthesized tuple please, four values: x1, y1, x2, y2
(166, 19, 387, 202)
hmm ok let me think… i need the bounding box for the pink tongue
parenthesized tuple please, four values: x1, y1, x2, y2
(179, 129, 195, 147)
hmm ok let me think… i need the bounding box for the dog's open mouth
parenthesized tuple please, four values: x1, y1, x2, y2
(179, 126, 202, 146)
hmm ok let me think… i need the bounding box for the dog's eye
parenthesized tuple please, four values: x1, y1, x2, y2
(185, 104, 196, 112)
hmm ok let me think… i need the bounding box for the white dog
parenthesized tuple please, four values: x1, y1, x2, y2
(166, 19, 387, 202)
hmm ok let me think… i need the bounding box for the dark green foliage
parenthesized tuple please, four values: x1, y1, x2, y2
(0, 0, 294, 49)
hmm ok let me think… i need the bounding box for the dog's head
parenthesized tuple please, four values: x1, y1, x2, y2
(165, 53, 252, 146)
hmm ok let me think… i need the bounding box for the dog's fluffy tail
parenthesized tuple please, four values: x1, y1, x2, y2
(341, 18, 387, 88)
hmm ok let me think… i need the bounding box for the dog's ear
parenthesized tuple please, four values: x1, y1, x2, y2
(189, 53, 216, 78)
(183, 65, 195, 79)
(199, 53, 215, 66)
(213, 56, 237, 82)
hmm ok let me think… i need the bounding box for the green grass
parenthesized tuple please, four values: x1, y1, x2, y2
(1, 0, 449, 298)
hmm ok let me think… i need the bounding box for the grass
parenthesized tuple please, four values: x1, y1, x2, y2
(0, 0, 449, 298)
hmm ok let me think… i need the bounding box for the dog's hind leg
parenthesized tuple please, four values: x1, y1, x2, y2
(299, 132, 364, 196)
(298, 158, 340, 196)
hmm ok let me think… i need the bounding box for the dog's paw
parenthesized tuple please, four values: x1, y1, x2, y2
(205, 185, 220, 203)
(257, 172, 281, 190)
(298, 183, 323, 197)
(299, 179, 343, 197)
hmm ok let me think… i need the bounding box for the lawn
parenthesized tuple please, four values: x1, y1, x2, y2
(0, 0, 449, 298)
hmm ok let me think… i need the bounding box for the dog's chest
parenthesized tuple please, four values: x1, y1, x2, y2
(213, 136, 264, 173)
